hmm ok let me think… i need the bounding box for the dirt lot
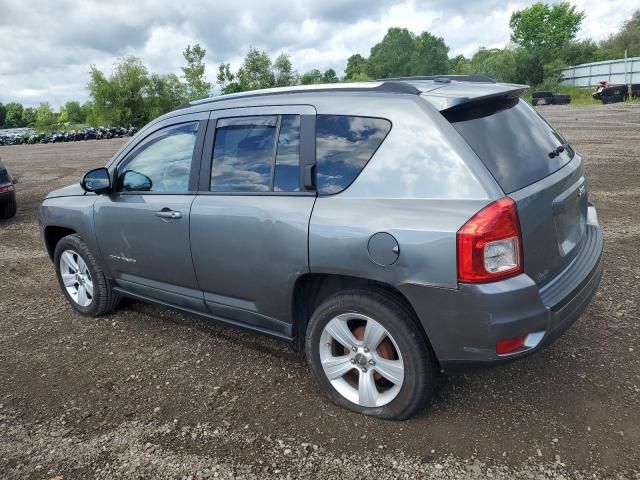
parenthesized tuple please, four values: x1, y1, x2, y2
(0, 104, 639, 479)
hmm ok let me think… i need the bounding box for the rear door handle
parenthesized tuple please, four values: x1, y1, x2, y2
(154, 209, 182, 219)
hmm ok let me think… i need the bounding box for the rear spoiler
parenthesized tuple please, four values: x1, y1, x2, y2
(422, 83, 529, 111)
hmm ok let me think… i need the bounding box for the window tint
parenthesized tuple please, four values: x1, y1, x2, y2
(118, 122, 197, 192)
(211, 116, 277, 192)
(274, 115, 300, 192)
(316, 115, 391, 194)
(445, 98, 575, 194)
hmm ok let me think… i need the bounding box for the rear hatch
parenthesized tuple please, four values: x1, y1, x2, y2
(442, 95, 588, 286)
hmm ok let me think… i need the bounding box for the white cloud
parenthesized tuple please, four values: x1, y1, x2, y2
(0, 0, 638, 108)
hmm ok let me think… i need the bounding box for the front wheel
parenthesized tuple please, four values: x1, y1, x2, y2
(54, 234, 120, 316)
(305, 289, 438, 420)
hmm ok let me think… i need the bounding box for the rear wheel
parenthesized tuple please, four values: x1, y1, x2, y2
(54, 234, 120, 316)
(306, 289, 438, 420)
(0, 198, 17, 219)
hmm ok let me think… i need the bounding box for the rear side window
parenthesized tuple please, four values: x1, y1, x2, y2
(444, 97, 574, 194)
(211, 116, 277, 192)
(316, 115, 391, 195)
(274, 115, 301, 192)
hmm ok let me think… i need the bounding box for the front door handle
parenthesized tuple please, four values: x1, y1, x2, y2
(155, 209, 182, 219)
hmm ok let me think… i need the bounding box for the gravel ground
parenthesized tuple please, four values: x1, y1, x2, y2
(0, 104, 639, 479)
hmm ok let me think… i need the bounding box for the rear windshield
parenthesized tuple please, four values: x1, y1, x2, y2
(444, 97, 574, 194)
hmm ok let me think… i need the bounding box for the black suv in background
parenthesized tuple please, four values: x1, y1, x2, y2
(0, 158, 17, 219)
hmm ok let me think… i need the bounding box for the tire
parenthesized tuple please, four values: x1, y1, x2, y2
(54, 234, 120, 316)
(552, 94, 571, 105)
(305, 288, 438, 420)
(0, 198, 17, 219)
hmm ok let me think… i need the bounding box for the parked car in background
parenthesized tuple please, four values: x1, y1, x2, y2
(0, 158, 17, 219)
(39, 76, 603, 419)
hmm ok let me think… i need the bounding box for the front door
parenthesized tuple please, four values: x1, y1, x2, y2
(94, 119, 206, 310)
(189, 107, 317, 337)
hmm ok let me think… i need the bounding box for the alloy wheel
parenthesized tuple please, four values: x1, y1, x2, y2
(59, 249, 94, 307)
(319, 313, 404, 407)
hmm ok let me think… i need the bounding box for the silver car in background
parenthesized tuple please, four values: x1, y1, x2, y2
(39, 76, 603, 419)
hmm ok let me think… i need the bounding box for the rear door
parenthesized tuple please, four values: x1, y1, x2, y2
(189, 106, 316, 337)
(444, 97, 588, 286)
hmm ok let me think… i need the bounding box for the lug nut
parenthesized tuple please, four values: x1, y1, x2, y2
(360, 368, 367, 373)
(350, 358, 356, 364)
(352, 346, 357, 352)
(363, 347, 369, 353)
(369, 360, 375, 365)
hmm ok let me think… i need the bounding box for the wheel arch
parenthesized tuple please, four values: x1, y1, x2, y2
(291, 273, 439, 365)
(44, 226, 77, 261)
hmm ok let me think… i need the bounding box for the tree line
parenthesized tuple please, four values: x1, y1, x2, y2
(1, 2, 638, 131)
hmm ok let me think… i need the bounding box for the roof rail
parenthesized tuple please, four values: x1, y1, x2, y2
(380, 75, 497, 84)
(183, 81, 420, 109)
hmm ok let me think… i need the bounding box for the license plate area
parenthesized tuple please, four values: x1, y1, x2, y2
(553, 178, 587, 256)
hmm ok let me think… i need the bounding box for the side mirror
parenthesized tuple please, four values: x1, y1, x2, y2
(81, 167, 111, 194)
(121, 170, 152, 192)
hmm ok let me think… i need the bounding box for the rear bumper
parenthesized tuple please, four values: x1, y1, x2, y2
(400, 214, 603, 372)
(0, 188, 16, 203)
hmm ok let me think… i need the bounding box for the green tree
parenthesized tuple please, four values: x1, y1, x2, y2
(4, 102, 24, 128)
(22, 107, 37, 127)
(510, 2, 585, 53)
(345, 54, 368, 80)
(449, 55, 470, 75)
(409, 31, 450, 75)
(237, 47, 274, 91)
(147, 73, 187, 118)
(61, 101, 84, 124)
(35, 102, 56, 131)
(273, 53, 298, 87)
(80, 102, 94, 124)
(599, 10, 640, 59)
(562, 39, 599, 65)
(365, 27, 416, 78)
(217, 47, 278, 94)
(181, 43, 211, 101)
(469, 48, 518, 82)
(510, 2, 585, 85)
(0, 103, 6, 128)
(216, 63, 240, 94)
(300, 69, 324, 85)
(322, 69, 339, 83)
(88, 56, 150, 127)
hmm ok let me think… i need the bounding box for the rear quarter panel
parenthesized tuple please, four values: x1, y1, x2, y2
(308, 94, 503, 289)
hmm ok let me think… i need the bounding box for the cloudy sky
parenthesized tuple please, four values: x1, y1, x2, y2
(1, 0, 638, 108)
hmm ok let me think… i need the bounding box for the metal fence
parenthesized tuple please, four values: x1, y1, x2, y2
(562, 57, 640, 87)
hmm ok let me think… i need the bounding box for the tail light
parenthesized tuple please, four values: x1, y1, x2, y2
(457, 197, 523, 283)
(0, 185, 14, 193)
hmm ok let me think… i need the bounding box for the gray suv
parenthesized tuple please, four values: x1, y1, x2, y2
(39, 76, 603, 419)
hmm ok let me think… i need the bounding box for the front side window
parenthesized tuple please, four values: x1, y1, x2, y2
(118, 122, 198, 193)
(316, 115, 391, 195)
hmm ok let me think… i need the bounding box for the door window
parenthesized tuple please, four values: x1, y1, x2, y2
(118, 122, 198, 193)
(274, 115, 301, 192)
(211, 116, 277, 192)
(210, 115, 302, 193)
